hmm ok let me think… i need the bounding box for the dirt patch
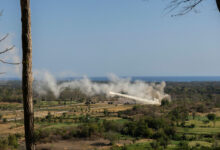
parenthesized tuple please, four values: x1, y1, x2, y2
(0, 123, 24, 136)
(35, 139, 111, 150)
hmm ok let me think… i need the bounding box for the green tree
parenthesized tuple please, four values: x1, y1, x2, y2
(207, 113, 216, 127)
(161, 98, 170, 112)
(192, 112, 196, 120)
(178, 141, 190, 150)
(104, 109, 110, 117)
(150, 141, 160, 150)
(105, 131, 119, 145)
(158, 137, 169, 149)
(3, 118, 7, 123)
(46, 112, 53, 122)
(161, 98, 169, 106)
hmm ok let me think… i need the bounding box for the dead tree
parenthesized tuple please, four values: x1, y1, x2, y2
(20, 0, 35, 150)
(0, 12, 20, 72)
(166, 0, 220, 16)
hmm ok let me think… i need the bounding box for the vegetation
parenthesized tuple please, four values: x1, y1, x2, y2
(0, 134, 19, 150)
(1, 81, 220, 149)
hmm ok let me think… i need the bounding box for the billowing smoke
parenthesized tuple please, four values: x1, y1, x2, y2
(33, 70, 170, 105)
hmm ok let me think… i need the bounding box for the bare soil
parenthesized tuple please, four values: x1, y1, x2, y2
(34, 139, 111, 150)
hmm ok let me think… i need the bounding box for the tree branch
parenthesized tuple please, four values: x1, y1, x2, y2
(166, 0, 204, 16)
(0, 59, 20, 65)
(0, 45, 15, 54)
(0, 10, 3, 16)
(0, 33, 9, 43)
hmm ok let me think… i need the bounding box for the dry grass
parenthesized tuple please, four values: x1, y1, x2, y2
(35, 139, 110, 150)
(189, 141, 212, 147)
(0, 123, 24, 136)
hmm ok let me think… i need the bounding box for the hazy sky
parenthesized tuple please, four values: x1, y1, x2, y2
(0, 0, 220, 77)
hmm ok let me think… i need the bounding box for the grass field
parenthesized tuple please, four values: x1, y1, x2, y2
(1, 100, 220, 150)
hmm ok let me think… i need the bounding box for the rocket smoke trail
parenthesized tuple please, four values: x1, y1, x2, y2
(109, 91, 161, 105)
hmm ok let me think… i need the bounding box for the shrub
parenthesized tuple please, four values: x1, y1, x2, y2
(207, 113, 216, 127)
(207, 113, 216, 121)
(196, 105, 206, 113)
(8, 134, 18, 148)
(34, 129, 51, 142)
(178, 141, 190, 150)
(164, 126, 176, 138)
(0, 139, 8, 150)
(158, 137, 169, 149)
(161, 99, 170, 106)
(152, 129, 167, 139)
(3, 118, 7, 123)
(74, 123, 100, 138)
(103, 109, 110, 116)
(144, 117, 167, 130)
(190, 124, 195, 128)
(150, 141, 160, 150)
(104, 131, 119, 145)
(103, 120, 123, 132)
(46, 112, 53, 122)
(0, 135, 19, 150)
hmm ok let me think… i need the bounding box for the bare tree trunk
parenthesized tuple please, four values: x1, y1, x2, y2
(20, 0, 35, 150)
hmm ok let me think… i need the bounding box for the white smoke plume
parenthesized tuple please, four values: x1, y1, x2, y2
(33, 70, 170, 104)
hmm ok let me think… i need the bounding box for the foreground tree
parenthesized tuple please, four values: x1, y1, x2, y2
(167, 0, 220, 15)
(20, 0, 34, 150)
(217, 0, 220, 11)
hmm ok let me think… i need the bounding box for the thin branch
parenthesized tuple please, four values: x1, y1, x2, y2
(0, 45, 15, 55)
(0, 59, 20, 65)
(0, 10, 3, 16)
(166, 0, 204, 16)
(0, 33, 9, 43)
(178, 0, 203, 16)
(0, 72, 5, 74)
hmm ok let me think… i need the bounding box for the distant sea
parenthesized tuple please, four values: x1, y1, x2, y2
(2, 76, 220, 82)
(81, 76, 220, 82)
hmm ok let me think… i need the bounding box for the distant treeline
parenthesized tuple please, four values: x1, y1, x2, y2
(1, 81, 220, 106)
